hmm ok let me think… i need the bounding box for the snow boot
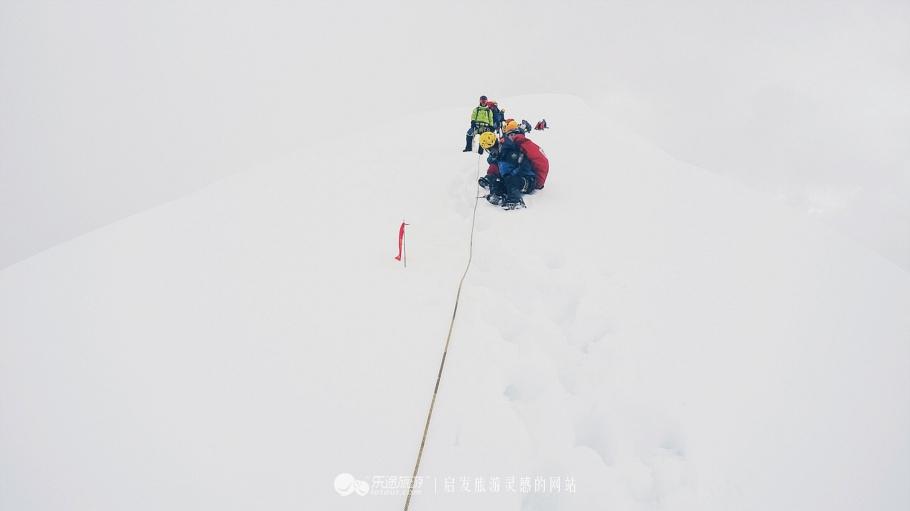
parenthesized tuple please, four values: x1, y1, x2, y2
(480, 175, 506, 196)
(463, 135, 473, 152)
(501, 195, 526, 210)
(486, 193, 505, 206)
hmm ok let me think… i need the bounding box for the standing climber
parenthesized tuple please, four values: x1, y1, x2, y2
(477, 121, 549, 210)
(485, 99, 505, 134)
(463, 95, 495, 154)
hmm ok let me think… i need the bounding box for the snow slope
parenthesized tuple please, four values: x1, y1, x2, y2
(4, 1, 908, 270)
(2, 95, 908, 510)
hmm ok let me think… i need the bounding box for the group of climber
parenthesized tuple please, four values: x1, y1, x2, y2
(463, 95, 549, 210)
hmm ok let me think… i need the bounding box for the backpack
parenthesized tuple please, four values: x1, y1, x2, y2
(487, 101, 504, 126)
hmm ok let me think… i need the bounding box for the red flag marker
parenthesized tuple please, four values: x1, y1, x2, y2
(394, 221, 409, 265)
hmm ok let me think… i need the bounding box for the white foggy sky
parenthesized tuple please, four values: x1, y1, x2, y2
(2, 0, 908, 268)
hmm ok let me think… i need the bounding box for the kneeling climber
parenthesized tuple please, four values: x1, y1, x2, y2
(477, 121, 549, 210)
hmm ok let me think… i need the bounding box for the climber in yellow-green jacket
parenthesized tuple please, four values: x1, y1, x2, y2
(463, 95, 495, 154)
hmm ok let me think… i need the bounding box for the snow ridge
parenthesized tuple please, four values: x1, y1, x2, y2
(1, 95, 908, 511)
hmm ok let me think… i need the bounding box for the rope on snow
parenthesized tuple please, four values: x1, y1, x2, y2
(403, 152, 484, 511)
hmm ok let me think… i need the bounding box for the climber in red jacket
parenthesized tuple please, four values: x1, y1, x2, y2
(477, 121, 550, 209)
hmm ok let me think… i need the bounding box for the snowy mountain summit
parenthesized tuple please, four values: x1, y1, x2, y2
(2, 95, 908, 511)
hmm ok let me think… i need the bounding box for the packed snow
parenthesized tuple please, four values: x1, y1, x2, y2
(2, 94, 908, 510)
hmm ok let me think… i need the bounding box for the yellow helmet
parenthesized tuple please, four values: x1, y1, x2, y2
(479, 131, 498, 150)
(503, 120, 521, 134)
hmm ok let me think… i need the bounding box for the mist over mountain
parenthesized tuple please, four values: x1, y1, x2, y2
(3, 1, 910, 509)
(2, 0, 908, 269)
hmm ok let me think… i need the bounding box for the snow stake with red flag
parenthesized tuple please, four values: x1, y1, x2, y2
(394, 221, 409, 267)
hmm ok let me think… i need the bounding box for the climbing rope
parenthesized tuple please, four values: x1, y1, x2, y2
(403, 152, 484, 511)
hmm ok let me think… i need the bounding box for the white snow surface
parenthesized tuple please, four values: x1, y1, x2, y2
(2, 95, 909, 510)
